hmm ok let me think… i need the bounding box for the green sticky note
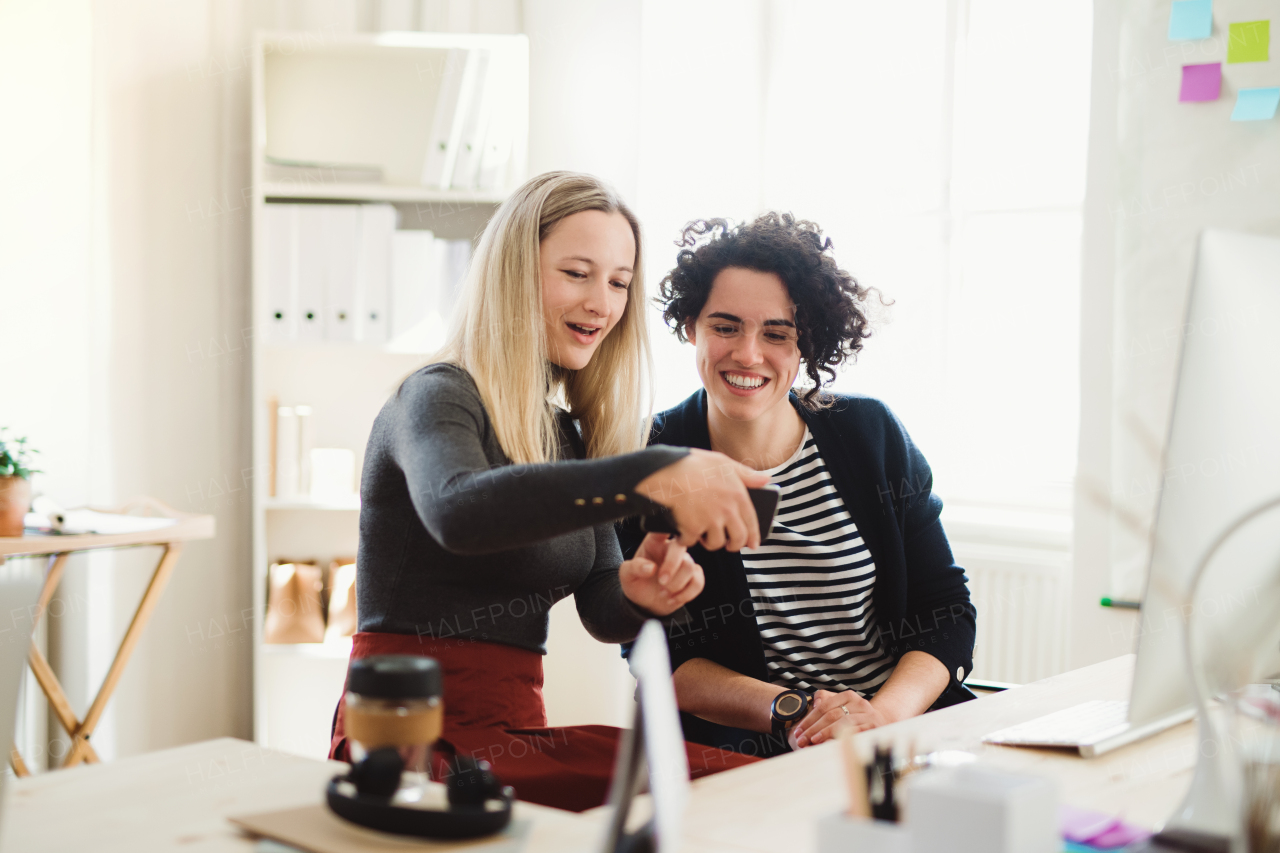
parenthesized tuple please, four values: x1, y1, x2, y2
(1227, 20, 1269, 63)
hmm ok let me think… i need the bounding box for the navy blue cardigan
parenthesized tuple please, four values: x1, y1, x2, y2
(617, 390, 977, 756)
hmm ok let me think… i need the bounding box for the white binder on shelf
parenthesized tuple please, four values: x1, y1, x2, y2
(294, 206, 327, 343)
(263, 204, 298, 344)
(389, 230, 438, 353)
(357, 204, 396, 345)
(323, 205, 361, 343)
(420, 48, 481, 190)
(477, 48, 518, 191)
(449, 49, 492, 191)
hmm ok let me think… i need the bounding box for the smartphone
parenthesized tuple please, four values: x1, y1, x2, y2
(638, 486, 781, 543)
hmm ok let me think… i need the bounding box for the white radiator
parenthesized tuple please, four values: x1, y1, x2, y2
(943, 506, 1072, 686)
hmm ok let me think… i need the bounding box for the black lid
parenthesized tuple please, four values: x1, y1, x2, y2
(346, 655, 442, 699)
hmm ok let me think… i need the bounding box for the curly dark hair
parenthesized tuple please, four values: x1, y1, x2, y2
(658, 213, 885, 408)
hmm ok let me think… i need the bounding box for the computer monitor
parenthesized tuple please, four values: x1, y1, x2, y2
(1128, 228, 1280, 726)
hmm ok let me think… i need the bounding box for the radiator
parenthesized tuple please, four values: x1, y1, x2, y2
(944, 508, 1072, 686)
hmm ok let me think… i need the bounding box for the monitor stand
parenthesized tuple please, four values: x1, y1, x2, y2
(600, 703, 655, 853)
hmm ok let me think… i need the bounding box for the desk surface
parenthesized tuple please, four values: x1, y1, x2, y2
(679, 654, 1194, 853)
(4, 655, 1196, 853)
(0, 514, 215, 557)
(1, 737, 597, 853)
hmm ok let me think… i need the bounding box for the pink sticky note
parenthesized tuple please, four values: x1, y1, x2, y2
(1180, 62, 1222, 101)
(1089, 821, 1154, 849)
(1060, 805, 1120, 843)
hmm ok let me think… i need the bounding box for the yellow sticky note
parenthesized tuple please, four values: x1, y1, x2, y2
(1227, 20, 1269, 63)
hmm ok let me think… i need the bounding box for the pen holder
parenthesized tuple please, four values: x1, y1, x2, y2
(816, 813, 911, 853)
(909, 764, 1058, 853)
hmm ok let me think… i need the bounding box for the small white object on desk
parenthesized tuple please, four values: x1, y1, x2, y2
(28, 495, 67, 530)
(816, 814, 910, 853)
(818, 762, 1057, 853)
(909, 764, 1058, 853)
(27, 508, 179, 536)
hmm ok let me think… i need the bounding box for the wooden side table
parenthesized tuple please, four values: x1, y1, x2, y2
(0, 497, 215, 774)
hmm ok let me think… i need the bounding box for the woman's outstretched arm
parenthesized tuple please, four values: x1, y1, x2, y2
(391, 366, 688, 555)
(391, 365, 766, 555)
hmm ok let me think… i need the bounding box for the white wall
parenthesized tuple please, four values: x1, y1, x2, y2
(1072, 0, 1140, 668)
(1073, 0, 1280, 667)
(523, 0, 648, 727)
(87, 0, 258, 758)
(525, 0, 642, 200)
(0, 0, 259, 762)
(1073, 0, 1280, 666)
(1107, 0, 1280, 602)
(0, 0, 100, 769)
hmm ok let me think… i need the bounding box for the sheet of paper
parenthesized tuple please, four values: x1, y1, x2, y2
(1230, 87, 1280, 121)
(1168, 0, 1213, 40)
(60, 509, 179, 535)
(229, 804, 531, 853)
(1227, 20, 1270, 63)
(1179, 62, 1222, 101)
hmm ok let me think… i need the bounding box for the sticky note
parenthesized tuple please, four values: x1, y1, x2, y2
(1169, 0, 1213, 40)
(1227, 20, 1269, 63)
(1231, 87, 1280, 121)
(1060, 805, 1120, 843)
(1179, 63, 1221, 101)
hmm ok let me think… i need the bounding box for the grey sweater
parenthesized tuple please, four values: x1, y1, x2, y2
(356, 363, 689, 652)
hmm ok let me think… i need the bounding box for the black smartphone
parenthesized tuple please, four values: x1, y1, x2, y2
(638, 486, 781, 543)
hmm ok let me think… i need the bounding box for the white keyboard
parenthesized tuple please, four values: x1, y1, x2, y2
(983, 700, 1131, 750)
(983, 699, 1196, 757)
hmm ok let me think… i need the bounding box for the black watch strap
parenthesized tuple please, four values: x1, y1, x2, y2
(770, 689, 810, 738)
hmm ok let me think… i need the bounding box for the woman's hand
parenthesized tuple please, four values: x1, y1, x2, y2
(635, 449, 770, 551)
(619, 533, 704, 616)
(788, 690, 889, 749)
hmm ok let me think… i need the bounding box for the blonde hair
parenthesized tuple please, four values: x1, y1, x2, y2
(433, 172, 652, 465)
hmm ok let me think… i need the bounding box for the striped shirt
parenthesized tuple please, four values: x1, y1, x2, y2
(741, 428, 896, 695)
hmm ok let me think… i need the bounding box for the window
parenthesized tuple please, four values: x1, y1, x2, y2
(637, 0, 1093, 511)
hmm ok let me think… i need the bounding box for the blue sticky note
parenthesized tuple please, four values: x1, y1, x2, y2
(1231, 87, 1280, 120)
(1169, 0, 1213, 40)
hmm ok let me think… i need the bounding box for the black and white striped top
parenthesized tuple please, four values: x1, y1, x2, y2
(741, 429, 896, 696)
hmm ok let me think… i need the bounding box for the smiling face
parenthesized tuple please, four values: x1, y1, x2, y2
(539, 209, 636, 371)
(688, 267, 801, 424)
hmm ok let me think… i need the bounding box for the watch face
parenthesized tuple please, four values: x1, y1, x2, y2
(775, 693, 803, 719)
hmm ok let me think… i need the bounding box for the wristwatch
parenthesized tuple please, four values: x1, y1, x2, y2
(770, 689, 811, 739)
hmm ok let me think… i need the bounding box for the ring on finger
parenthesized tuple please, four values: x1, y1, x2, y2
(841, 704, 850, 717)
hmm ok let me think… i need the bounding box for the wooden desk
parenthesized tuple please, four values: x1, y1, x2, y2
(5, 657, 1195, 853)
(2, 737, 603, 853)
(0, 499, 215, 773)
(679, 654, 1195, 853)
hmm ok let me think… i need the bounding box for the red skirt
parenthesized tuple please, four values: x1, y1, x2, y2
(329, 632, 758, 812)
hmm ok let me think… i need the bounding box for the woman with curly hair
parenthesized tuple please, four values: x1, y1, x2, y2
(618, 213, 977, 759)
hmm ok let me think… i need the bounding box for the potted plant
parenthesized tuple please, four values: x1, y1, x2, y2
(0, 429, 39, 537)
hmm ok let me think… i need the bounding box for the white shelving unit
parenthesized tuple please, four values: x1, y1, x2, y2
(261, 181, 508, 205)
(249, 30, 528, 759)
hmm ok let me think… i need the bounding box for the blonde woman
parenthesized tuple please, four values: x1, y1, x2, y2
(328, 173, 766, 811)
